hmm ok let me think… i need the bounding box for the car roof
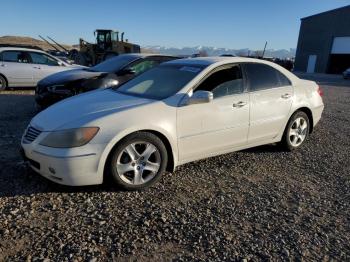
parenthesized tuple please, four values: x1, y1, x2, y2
(0, 47, 47, 53)
(120, 53, 179, 59)
(165, 56, 300, 82)
(165, 56, 276, 66)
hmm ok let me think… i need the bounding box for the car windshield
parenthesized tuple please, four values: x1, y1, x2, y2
(88, 55, 139, 73)
(114, 64, 205, 100)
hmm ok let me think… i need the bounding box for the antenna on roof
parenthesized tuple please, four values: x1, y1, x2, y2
(262, 41, 268, 58)
(47, 36, 69, 53)
(38, 35, 60, 51)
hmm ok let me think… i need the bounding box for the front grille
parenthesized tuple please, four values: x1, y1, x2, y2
(23, 126, 42, 143)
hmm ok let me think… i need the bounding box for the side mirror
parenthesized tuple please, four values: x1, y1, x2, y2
(185, 91, 213, 105)
(118, 68, 136, 76)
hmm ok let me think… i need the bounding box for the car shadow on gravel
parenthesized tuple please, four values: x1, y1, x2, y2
(3, 86, 35, 91)
(0, 143, 286, 198)
(0, 162, 125, 198)
(241, 143, 286, 154)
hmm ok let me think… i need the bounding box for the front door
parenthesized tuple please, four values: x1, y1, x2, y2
(177, 64, 250, 162)
(28, 52, 65, 85)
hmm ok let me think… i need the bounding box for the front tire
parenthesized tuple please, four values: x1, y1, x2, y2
(0, 75, 7, 91)
(109, 132, 168, 190)
(281, 111, 310, 151)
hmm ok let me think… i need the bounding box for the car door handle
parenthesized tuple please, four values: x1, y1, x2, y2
(0, 64, 7, 67)
(232, 101, 247, 108)
(33, 66, 41, 69)
(281, 93, 292, 99)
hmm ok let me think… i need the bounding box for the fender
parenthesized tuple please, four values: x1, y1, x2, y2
(96, 125, 178, 181)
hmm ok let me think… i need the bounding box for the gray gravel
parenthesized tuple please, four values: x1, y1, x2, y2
(0, 78, 349, 261)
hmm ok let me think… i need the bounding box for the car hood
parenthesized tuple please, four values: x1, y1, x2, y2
(39, 68, 105, 86)
(31, 89, 153, 131)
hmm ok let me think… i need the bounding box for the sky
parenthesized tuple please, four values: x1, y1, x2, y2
(1, 0, 349, 50)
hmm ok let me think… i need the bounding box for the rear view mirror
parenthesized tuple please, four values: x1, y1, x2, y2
(185, 91, 213, 105)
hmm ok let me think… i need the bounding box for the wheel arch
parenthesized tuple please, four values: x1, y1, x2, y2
(294, 107, 314, 133)
(100, 129, 176, 183)
(141, 129, 175, 173)
(0, 73, 8, 88)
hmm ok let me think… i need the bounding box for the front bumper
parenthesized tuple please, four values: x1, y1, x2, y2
(35, 83, 75, 107)
(35, 90, 71, 107)
(21, 138, 107, 186)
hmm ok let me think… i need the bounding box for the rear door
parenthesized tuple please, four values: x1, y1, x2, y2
(0, 50, 33, 87)
(243, 63, 293, 143)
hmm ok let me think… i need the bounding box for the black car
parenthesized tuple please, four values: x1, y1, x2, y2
(343, 68, 350, 79)
(35, 54, 179, 107)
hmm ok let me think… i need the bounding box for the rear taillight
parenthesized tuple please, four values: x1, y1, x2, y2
(317, 85, 323, 97)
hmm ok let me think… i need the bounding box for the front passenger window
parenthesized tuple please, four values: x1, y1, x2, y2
(29, 52, 59, 66)
(196, 66, 244, 98)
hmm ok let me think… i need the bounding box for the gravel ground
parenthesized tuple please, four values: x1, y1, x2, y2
(0, 77, 349, 261)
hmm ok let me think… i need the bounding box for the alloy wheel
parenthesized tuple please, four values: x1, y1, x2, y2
(289, 117, 308, 147)
(115, 141, 161, 185)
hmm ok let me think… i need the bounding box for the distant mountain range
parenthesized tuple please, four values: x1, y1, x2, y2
(143, 45, 296, 59)
(0, 35, 296, 59)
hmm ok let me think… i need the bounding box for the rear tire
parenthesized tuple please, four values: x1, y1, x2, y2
(281, 111, 310, 151)
(109, 132, 168, 190)
(0, 75, 7, 91)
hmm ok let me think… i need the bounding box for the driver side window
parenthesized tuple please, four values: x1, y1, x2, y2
(195, 65, 244, 99)
(29, 52, 59, 66)
(129, 60, 158, 76)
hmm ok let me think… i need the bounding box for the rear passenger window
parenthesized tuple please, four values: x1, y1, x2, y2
(2, 51, 29, 63)
(244, 63, 291, 91)
(278, 72, 292, 86)
(196, 65, 244, 98)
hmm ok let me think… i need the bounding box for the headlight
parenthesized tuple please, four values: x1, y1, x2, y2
(39, 127, 99, 148)
(103, 79, 119, 88)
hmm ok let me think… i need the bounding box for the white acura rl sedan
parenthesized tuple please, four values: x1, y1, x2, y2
(21, 57, 324, 190)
